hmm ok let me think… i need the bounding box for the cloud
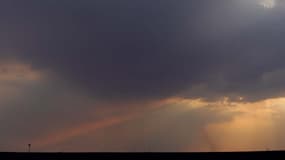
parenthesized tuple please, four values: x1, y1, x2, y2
(32, 111, 139, 149)
(1, 73, 285, 153)
(2, 1, 285, 152)
(29, 98, 238, 152)
(21, 97, 285, 152)
(1, 1, 285, 102)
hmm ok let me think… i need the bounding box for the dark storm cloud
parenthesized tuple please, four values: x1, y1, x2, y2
(1, 0, 285, 101)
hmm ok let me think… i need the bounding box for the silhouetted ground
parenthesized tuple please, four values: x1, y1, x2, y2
(0, 151, 284, 160)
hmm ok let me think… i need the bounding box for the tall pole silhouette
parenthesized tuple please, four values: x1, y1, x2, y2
(28, 144, 31, 153)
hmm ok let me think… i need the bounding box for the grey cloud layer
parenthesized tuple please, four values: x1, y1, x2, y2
(1, 0, 285, 101)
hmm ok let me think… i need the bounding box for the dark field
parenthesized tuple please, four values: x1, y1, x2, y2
(1, 151, 284, 160)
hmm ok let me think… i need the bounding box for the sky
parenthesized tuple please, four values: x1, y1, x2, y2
(1, 0, 285, 152)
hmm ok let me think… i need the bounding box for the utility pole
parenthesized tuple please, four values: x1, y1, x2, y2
(28, 144, 31, 153)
